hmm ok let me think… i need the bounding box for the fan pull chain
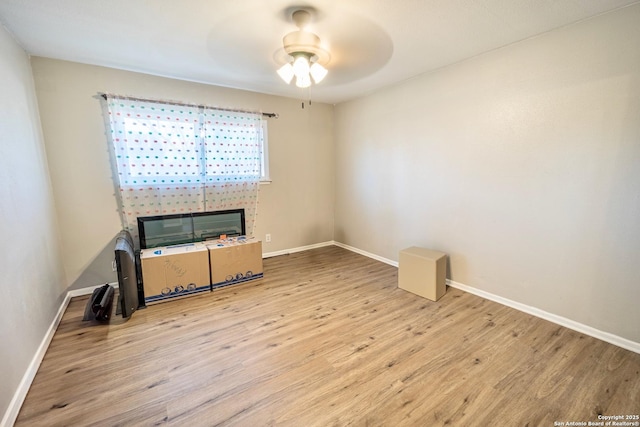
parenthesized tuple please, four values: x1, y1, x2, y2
(300, 86, 312, 110)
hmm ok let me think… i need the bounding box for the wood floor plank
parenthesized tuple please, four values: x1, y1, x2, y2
(14, 246, 640, 426)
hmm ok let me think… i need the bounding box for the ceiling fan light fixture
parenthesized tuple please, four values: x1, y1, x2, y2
(295, 73, 311, 88)
(277, 63, 295, 84)
(309, 62, 328, 83)
(276, 9, 330, 89)
(292, 54, 310, 78)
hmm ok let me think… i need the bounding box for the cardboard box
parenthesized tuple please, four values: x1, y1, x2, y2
(398, 247, 447, 301)
(140, 243, 211, 304)
(206, 237, 263, 288)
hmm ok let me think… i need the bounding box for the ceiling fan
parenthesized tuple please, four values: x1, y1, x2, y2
(276, 9, 331, 88)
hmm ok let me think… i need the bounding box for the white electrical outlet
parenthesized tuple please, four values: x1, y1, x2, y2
(112, 260, 117, 271)
(265, 233, 271, 243)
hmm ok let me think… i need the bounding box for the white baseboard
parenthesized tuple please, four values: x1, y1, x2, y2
(445, 279, 640, 354)
(1, 282, 119, 427)
(67, 281, 119, 298)
(1, 292, 71, 427)
(263, 240, 335, 258)
(332, 242, 399, 267)
(334, 242, 640, 355)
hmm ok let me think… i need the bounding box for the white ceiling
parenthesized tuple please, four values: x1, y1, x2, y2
(1, 0, 637, 104)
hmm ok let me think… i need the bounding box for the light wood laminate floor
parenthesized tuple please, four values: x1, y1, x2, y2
(15, 246, 640, 426)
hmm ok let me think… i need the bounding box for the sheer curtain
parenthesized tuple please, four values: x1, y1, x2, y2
(106, 96, 262, 242)
(202, 109, 261, 234)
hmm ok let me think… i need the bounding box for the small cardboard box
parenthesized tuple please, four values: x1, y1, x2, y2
(399, 247, 447, 302)
(206, 237, 263, 288)
(140, 243, 211, 304)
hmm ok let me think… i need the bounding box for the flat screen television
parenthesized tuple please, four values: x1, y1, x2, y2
(137, 209, 246, 249)
(114, 230, 139, 318)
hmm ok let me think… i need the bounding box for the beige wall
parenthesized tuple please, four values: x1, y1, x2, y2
(0, 26, 67, 421)
(334, 5, 640, 343)
(30, 58, 335, 290)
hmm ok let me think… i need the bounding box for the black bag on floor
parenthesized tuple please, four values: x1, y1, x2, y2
(83, 284, 115, 322)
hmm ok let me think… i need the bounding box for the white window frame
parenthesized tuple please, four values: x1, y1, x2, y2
(259, 120, 271, 183)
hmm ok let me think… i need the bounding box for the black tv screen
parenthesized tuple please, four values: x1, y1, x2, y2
(137, 209, 245, 249)
(115, 230, 139, 318)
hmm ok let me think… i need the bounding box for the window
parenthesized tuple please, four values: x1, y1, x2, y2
(119, 115, 200, 185)
(105, 95, 269, 238)
(113, 104, 265, 185)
